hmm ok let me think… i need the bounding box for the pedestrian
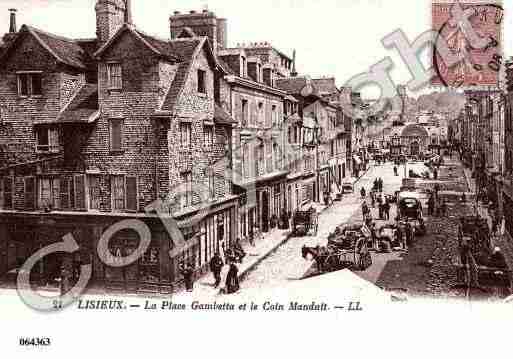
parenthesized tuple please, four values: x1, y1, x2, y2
(370, 223, 379, 251)
(383, 200, 390, 220)
(180, 261, 195, 292)
(362, 201, 370, 221)
(225, 262, 240, 294)
(233, 238, 246, 263)
(360, 187, 366, 199)
(209, 252, 224, 288)
(378, 178, 383, 192)
(427, 194, 435, 216)
(433, 168, 438, 180)
(370, 190, 376, 208)
(373, 179, 379, 191)
(393, 165, 398, 176)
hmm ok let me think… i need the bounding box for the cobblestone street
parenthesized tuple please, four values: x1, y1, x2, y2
(238, 157, 509, 300)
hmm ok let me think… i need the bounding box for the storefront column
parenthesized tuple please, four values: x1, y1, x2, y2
(91, 225, 104, 284)
(0, 224, 8, 276)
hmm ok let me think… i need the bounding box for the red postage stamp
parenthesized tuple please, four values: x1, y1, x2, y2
(432, 0, 504, 87)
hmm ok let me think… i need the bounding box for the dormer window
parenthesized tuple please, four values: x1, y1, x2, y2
(17, 71, 42, 97)
(36, 126, 60, 153)
(257, 63, 262, 82)
(107, 62, 122, 90)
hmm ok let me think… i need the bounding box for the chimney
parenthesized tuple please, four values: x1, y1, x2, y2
(216, 18, 227, 49)
(124, 0, 132, 24)
(9, 8, 17, 33)
(96, 0, 126, 46)
(291, 49, 298, 77)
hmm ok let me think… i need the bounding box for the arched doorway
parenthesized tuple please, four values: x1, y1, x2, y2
(410, 141, 420, 156)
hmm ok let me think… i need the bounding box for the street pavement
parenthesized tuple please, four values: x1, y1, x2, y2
(239, 160, 428, 292)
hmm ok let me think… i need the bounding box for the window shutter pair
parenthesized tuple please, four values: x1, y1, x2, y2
(24, 177, 35, 210)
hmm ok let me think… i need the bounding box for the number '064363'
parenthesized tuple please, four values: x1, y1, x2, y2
(19, 338, 51, 346)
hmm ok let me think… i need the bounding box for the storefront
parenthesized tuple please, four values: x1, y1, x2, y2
(0, 197, 238, 293)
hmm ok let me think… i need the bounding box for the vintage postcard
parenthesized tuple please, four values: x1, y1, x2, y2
(0, 0, 512, 357)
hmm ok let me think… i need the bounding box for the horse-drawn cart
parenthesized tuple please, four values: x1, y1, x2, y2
(301, 224, 372, 273)
(292, 207, 319, 236)
(455, 216, 512, 295)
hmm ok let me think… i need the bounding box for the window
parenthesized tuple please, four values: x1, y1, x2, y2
(257, 63, 262, 82)
(241, 99, 249, 127)
(109, 119, 124, 152)
(273, 143, 280, 170)
(242, 142, 250, 178)
(241, 56, 247, 77)
(180, 172, 193, 208)
(36, 127, 59, 153)
(197, 69, 206, 94)
(208, 173, 215, 199)
(107, 63, 122, 89)
(24, 177, 36, 210)
(204, 125, 214, 147)
(38, 178, 60, 210)
(17, 72, 42, 97)
(89, 175, 101, 210)
(112, 175, 125, 211)
(258, 102, 264, 126)
(180, 122, 192, 148)
(0, 177, 13, 209)
(272, 105, 278, 127)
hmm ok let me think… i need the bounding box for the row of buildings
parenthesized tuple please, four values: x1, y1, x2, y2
(453, 60, 513, 243)
(0, 1, 359, 291)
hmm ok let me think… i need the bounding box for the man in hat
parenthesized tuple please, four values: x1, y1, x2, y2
(209, 252, 224, 288)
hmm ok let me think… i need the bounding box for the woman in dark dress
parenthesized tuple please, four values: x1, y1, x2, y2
(225, 263, 240, 294)
(180, 262, 194, 292)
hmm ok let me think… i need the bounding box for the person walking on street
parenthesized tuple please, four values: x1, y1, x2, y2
(180, 261, 195, 292)
(209, 252, 224, 288)
(378, 178, 384, 192)
(362, 201, 370, 222)
(370, 190, 376, 208)
(225, 262, 240, 294)
(383, 199, 390, 220)
(433, 168, 438, 180)
(360, 187, 366, 199)
(393, 165, 398, 176)
(427, 194, 435, 216)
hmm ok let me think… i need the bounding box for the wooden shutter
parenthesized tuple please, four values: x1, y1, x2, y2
(60, 177, 70, 210)
(125, 176, 138, 212)
(89, 176, 100, 210)
(4, 177, 13, 209)
(112, 175, 125, 210)
(24, 177, 35, 210)
(74, 175, 86, 210)
(0, 178, 3, 209)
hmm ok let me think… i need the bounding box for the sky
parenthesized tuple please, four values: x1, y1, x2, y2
(1, 0, 512, 98)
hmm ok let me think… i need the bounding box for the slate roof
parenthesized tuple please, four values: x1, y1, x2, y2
(0, 25, 92, 70)
(160, 38, 204, 112)
(311, 78, 339, 95)
(55, 84, 99, 124)
(275, 77, 320, 97)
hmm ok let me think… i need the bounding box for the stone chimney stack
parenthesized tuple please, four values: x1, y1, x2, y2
(291, 49, 297, 77)
(9, 8, 17, 33)
(96, 0, 127, 46)
(124, 0, 133, 24)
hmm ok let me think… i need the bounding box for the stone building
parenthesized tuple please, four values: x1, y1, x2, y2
(0, 1, 238, 291)
(168, 10, 292, 237)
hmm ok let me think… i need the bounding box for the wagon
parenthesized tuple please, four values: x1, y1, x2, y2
(341, 181, 354, 194)
(397, 191, 423, 221)
(292, 207, 319, 236)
